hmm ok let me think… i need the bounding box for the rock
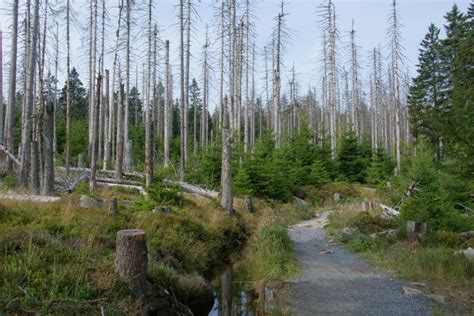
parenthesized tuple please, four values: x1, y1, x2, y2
(341, 227, 357, 236)
(370, 229, 399, 239)
(244, 196, 253, 213)
(79, 195, 103, 208)
(293, 196, 308, 207)
(426, 294, 445, 304)
(403, 286, 424, 297)
(455, 247, 474, 260)
(333, 192, 341, 203)
(153, 206, 171, 214)
(460, 231, 474, 239)
(320, 249, 332, 254)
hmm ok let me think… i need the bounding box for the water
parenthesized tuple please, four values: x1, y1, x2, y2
(190, 268, 258, 316)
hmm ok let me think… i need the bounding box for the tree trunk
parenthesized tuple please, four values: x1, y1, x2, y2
(90, 73, 102, 193)
(5, 0, 19, 171)
(19, 0, 40, 187)
(114, 229, 148, 299)
(221, 97, 233, 215)
(42, 92, 54, 196)
(145, 0, 153, 188)
(0, 30, 3, 146)
(115, 81, 125, 181)
(164, 40, 171, 167)
(179, 0, 186, 181)
(124, 0, 131, 172)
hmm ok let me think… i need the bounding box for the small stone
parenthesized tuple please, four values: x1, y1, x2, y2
(403, 286, 424, 297)
(153, 206, 171, 214)
(455, 247, 474, 260)
(320, 249, 332, 254)
(426, 294, 445, 304)
(79, 195, 102, 208)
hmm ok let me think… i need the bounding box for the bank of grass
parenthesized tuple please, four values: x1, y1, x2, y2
(327, 199, 474, 313)
(0, 186, 247, 314)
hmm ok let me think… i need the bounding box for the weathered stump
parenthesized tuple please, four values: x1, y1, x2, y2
(333, 192, 341, 203)
(244, 196, 253, 213)
(407, 221, 428, 242)
(115, 229, 148, 298)
(362, 201, 372, 213)
(77, 153, 85, 168)
(110, 197, 118, 216)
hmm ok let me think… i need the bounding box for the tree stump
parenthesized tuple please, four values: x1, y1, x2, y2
(333, 192, 341, 203)
(110, 197, 118, 216)
(244, 196, 253, 213)
(407, 221, 428, 242)
(115, 229, 148, 298)
(153, 206, 171, 214)
(362, 201, 372, 213)
(77, 153, 85, 168)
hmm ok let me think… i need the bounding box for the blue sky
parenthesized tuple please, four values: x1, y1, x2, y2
(0, 0, 471, 110)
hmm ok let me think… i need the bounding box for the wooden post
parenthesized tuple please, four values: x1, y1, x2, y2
(244, 196, 253, 213)
(115, 229, 148, 298)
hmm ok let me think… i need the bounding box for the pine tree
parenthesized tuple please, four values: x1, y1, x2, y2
(337, 131, 367, 183)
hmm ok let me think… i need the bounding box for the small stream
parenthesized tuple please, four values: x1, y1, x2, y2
(190, 268, 260, 316)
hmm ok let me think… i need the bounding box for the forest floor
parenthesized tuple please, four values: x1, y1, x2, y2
(276, 211, 434, 316)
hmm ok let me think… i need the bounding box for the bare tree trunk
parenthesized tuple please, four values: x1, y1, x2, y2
(219, 0, 225, 130)
(115, 80, 124, 181)
(0, 30, 3, 145)
(179, 0, 186, 181)
(221, 97, 233, 216)
(145, 0, 153, 187)
(124, 0, 131, 172)
(105, 0, 123, 170)
(42, 84, 54, 196)
(5, 0, 19, 171)
(90, 73, 102, 193)
(19, 0, 40, 187)
(390, 0, 401, 174)
(98, 0, 106, 164)
(184, 0, 191, 161)
(88, 0, 98, 162)
(164, 40, 171, 167)
(65, 0, 72, 175)
(350, 21, 359, 137)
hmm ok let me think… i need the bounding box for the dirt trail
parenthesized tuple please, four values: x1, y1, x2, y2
(277, 212, 431, 315)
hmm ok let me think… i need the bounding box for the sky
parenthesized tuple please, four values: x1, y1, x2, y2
(0, 0, 471, 111)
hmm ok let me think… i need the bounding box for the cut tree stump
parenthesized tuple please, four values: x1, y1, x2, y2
(407, 221, 428, 242)
(115, 229, 148, 298)
(110, 197, 118, 216)
(244, 196, 253, 213)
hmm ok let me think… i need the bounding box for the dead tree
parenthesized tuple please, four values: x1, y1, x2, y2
(163, 40, 171, 167)
(389, 0, 402, 174)
(350, 21, 359, 137)
(90, 72, 102, 193)
(124, 0, 132, 172)
(4, 0, 19, 171)
(0, 30, 3, 145)
(115, 79, 125, 181)
(221, 97, 233, 215)
(19, 0, 40, 187)
(145, 0, 154, 187)
(179, 0, 186, 181)
(42, 82, 54, 196)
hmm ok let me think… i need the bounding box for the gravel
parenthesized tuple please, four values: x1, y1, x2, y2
(277, 212, 431, 316)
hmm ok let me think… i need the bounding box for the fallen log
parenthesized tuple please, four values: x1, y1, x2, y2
(380, 203, 400, 220)
(0, 145, 20, 166)
(96, 181, 147, 195)
(163, 179, 219, 199)
(56, 166, 145, 180)
(0, 192, 60, 203)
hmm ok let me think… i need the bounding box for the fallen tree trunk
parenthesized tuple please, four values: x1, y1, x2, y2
(0, 191, 60, 203)
(56, 166, 144, 180)
(163, 179, 219, 199)
(97, 181, 147, 195)
(0, 145, 20, 166)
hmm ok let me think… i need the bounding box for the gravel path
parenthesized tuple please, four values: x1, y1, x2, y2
(277, 212, 432, 316)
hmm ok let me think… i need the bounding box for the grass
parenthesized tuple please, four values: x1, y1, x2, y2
(327, 198, 474, 314)
(0, 181, 312, 314)
(0, 187, 248, 314)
